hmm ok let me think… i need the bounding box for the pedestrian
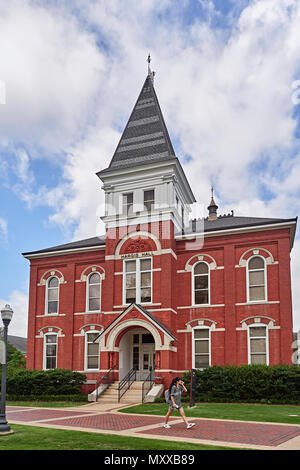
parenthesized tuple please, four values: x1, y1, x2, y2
(163, 377, 195, 429)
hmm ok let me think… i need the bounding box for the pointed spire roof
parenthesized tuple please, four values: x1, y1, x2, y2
(207, 187, 218, 220)
(101, 70, 176, 173)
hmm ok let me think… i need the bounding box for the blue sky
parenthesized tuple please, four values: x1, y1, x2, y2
(0, 0, 300, 338)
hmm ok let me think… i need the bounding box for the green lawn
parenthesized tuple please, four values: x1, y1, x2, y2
(0, 424, 242, 451)
(119, 402, 300, 425)
(7, 400, 87, 408)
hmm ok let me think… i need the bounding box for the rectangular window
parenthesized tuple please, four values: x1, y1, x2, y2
(124, 258, 152, 304)
(44, 334, 57, 370)
(133, 346, 139, 370)
(144, 190, 155, 212)
(249, 326, 267, 364)
(86, 332, 100, 370)
(193, 328, 210, 369)
(123, 193, 133, 216)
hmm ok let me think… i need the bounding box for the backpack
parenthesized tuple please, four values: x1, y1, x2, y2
(164, 389, 170, 403)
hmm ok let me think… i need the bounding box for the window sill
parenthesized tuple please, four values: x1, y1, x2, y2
(37, 313, 66, 317)
(237, 300, 277, 305)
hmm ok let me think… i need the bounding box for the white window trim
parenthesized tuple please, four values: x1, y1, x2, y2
(43, 332, 58, 370)
(45, 276, 60, 315)
(192, 326, 211, 369)
(192, 261, 210, 306)
(246, 255, 268, 303)
(247, 323, 269, 365)
(123, 257, 153, 305)
(84, 330, 100, 371)
(85, 272, 102, 313)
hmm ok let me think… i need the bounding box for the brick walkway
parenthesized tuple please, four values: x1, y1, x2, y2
(6, 405, 300, 450)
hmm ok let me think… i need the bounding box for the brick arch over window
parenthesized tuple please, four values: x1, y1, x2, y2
(240, 315, 276, 328)
(185, 254, 217, 271)
(238, 248, 275, 267)
(38, 269, 66, 286)
(37, 326, 64, 337)
(79, 324, 104, 335)
(79, 265, 105, 282)
(116, 231, 161, 256)
(186, 318, 217, 329)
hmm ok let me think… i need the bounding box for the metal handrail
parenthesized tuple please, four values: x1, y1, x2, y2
(142, 369, 155, 402)
(95, 366, 116, 401)
(118, 367, 137, 402)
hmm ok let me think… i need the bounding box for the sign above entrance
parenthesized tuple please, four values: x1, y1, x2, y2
(121, 252, 153, 259)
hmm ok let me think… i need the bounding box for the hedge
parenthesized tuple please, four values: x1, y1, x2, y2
(180, 365, 300, 404)
(5, 394, 88, 402)
(0, 368, 86, 396)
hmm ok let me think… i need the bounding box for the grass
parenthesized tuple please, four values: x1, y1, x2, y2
(0, 424, 242, 451)
(119, 402, 300, 425)
(7, 400, 87, 408)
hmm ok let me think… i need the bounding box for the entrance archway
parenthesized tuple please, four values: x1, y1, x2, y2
(118, 327, 155, 381)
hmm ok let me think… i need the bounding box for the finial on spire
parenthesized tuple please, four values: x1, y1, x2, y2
(207, 186, 218, 221)
(147, 53, 155, 83)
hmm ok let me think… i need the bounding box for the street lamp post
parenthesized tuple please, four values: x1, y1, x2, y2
(0, 304, 13, 434)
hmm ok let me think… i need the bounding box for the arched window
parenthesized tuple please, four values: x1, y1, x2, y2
(193, 262, 209, 305)
(43, 333, 58, 369)
(87, 272, 101, 311)
(247, 256, 266, 302)
(46, 276, 59, 314)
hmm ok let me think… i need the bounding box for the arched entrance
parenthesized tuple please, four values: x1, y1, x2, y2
(118, 327, 155, 380)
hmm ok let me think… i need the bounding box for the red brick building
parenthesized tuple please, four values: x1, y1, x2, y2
(23, 67, 297, 394)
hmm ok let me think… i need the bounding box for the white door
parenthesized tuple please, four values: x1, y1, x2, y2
(139, 347, 155, 380)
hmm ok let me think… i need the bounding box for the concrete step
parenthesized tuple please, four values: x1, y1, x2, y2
(97, 380, 145, 403)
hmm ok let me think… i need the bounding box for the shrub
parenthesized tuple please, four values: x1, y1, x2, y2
(6, 394, 88, 402)
(183, 365, 300, 404)
(4, 369, 86, 396)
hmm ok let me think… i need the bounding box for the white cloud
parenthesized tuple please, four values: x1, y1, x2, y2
(0, 290, 28, 337)
(0, 216, 8, 242)
(0, 0, 105, 153)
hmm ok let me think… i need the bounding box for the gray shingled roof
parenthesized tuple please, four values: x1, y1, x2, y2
(97, 74, 176, 175)
(22, 235, 105, 256)
(179, 215, 298, 236)
(22, 215, 296, 257)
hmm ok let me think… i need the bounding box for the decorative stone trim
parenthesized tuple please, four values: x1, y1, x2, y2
(240, 315, 276, 329)
(115, 230, 161, 256)
(78, 265, 105, 282)
(79, 324, 104, 335)
(38, 269, 66, 286)
(184, 254, 218, 271)
(185, 318, 217, 329)
(36, 326, 64, 337)
(238, 247, 275, 267)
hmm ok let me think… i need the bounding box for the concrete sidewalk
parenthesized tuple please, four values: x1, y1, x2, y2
(5, 403, 300, 450)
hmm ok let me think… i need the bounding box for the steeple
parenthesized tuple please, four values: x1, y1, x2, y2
(207, 187, 218, 221)
(99, 58, 175, 174)
(97, 60, 196, 233)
